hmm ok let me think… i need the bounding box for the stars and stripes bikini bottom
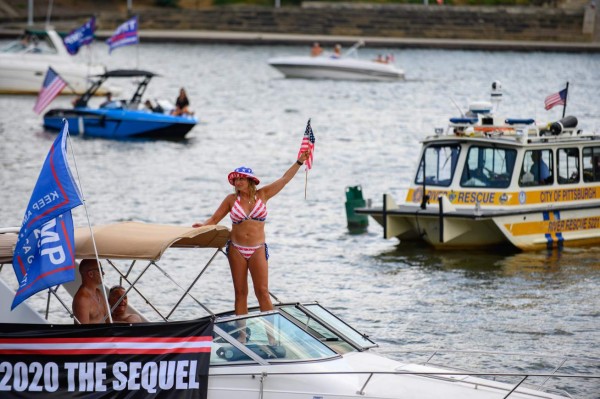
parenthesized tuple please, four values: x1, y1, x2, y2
(226, 240, 269, 261)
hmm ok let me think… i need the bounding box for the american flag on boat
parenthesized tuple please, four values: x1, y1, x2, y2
(106, 15, 139, 53)
(544, 87, 568, 110)
(298, 119, 316, 170)
(33, 67, 67, 114)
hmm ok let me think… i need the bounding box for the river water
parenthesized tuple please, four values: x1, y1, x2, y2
(0, 41, 599, 397)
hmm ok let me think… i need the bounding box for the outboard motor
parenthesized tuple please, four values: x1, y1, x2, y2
(550, 115, 578, 135)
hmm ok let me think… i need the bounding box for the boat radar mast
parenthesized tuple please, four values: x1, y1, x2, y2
(490, 80, 502, 113)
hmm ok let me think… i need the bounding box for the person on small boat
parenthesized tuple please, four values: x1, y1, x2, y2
(530, 150, 551, 184)
(72, 259, 109, 324)
(144, 99, 164, 113)
(171, 87, 193, 116)
(192, 151, 311, 322)
(332, 43, 342, 58)
(100, 92, 113, 108)
(108, 285, 143, 323)
(310, 42, 323, 57)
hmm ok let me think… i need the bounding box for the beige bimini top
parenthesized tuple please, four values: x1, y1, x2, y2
(74, 222, 230, 261)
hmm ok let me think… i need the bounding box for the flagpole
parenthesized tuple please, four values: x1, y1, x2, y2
(304, 170, 308, 200)
(65, 124, 113, 323)
(562, 81, 569, 119)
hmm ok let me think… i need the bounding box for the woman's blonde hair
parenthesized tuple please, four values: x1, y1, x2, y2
(234, 178, 257, 201)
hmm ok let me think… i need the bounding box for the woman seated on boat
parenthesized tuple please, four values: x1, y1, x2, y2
(171, 87, 193, 116)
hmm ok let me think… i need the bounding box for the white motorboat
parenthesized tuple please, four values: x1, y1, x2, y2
(0, 28, 116, 95)
(268, 42, 404, 81)
(0, 222, 591, 398)
(356, 82, 600, 250)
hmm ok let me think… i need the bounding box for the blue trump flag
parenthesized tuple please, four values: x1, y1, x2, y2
(106, 16, 138, 54)
(63, 16, 96, 55)
(12, 121, 83, 309)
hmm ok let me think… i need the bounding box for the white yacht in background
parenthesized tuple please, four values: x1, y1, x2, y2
(268, 41, 404, 81)
(0, 223, 591, 398)
(0, 28, 115, 95)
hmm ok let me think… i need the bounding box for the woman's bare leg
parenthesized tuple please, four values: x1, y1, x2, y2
(228, 249, 249, 315)
(228, 248, 249, 343)
(248, 246, 273, 312)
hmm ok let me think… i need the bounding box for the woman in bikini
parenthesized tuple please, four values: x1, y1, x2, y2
(193, 150, 310, 317)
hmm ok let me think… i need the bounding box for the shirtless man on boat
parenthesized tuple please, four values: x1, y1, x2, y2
(72, 259, 109, 324)
(108, 285, 143, 323)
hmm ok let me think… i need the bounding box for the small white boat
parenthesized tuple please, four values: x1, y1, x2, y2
(268, 42, 405, 81)
(0, 223, 591, 398)
(0, 28, 116, 95)
(356, 82, 600, 250)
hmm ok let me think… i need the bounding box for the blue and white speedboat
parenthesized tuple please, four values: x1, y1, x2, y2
(43, 69, 197, 140)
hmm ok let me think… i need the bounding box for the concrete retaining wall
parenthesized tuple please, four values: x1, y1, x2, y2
(0, 3, 597, 43)
(98, 4, 595, 42)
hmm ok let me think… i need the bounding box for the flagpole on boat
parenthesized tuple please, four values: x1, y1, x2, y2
(64, 121, 114, 323)
(562, 81, 569, 119)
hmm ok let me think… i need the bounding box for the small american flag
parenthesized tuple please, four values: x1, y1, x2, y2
(33, 68, 67, 114)
(298, 119, 316, 170)
(544, 87, 568, 110)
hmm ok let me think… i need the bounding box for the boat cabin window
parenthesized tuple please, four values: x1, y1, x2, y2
(557, 148, 580, 184)
(460, 146, 516, 188)
(212, 313, 337, 365)
(519, 150, 554, 186)
(582, 147, 600, 182)
(415, 144, 460, 187)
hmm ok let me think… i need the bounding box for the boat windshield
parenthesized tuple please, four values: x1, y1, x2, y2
(211, 312, 337, 365)
(280, 304, 377, 353)
(460, 146, 516, 188)
(415, 144, 461, 187)
(1, 34, 57, 55)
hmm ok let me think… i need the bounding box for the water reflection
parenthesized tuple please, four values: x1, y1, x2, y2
(375, 242, 600, 277)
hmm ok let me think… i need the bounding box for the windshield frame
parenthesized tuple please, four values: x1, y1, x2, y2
(211, 310, 340, 366)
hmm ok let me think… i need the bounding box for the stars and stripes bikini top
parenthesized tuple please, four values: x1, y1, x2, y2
(230, 196, 268, 224)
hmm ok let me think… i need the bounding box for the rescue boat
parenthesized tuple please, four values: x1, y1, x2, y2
(356, 83, 600, 250)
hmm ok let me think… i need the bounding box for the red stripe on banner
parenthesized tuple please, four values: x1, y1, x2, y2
(0, 336, 213, 355)
(0, 347, 211, 355)
(0, 336, 212, 344)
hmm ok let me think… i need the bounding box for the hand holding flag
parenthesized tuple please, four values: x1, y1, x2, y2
(33, 67, 67, 114)
(106, 16, 139, 54)
(298, 119, 316, 199)
(297, 119, 316, 171)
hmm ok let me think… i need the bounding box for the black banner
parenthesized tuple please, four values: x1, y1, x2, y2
(0, 319, 213, 398)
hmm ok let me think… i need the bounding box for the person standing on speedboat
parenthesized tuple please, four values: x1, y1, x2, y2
(192, 151, 310, 318)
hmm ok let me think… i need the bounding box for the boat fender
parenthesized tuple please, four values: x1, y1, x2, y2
(550, 116, 578, 135)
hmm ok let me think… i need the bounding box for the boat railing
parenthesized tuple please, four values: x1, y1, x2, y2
(343, 40, 365, 58)
(0, 246, 225, 323)
(440, 114, 600, 145)
(208, 369, 599, 399)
